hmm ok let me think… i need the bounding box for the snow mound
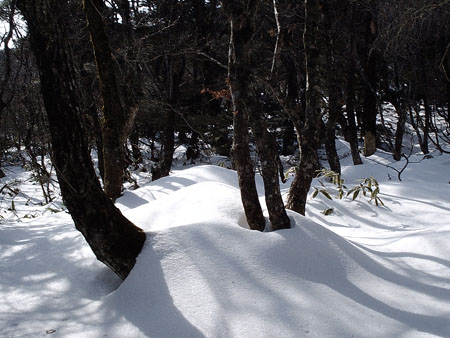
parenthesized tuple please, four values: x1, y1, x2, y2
(124, 180, 250, 231)
(116, 165, 241, 212)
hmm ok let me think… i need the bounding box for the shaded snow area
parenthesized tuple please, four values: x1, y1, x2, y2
(1, 149, 450, 337)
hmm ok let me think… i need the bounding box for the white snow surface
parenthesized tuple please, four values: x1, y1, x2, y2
(1, 149, 450, 337)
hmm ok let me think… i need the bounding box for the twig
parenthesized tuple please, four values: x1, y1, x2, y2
(270, 0, 281, 78)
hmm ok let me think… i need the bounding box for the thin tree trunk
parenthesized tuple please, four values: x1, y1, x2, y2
(157, 109, 175, 178)
(153, 56, 184, 180)
(390, 63, 408, 161)
(17, 0, 145, 280)
(325, 98, 341, 174)
(422, 96, 431, 154)
(324, 9, 341, 174)
(345, 3, 362, 165)
(393, 104, 407, 160)
(286, 0, 323, 215)
(130, 126, 142, 166)
(362, 6, 378, 157)
(83, 0, 128, 200)
(444, 56, 450, 125)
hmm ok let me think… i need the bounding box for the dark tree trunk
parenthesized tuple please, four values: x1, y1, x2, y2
(17, 0, 145, 280)
(223, 0, 265, 231)
(362, 9, 378, 157)
(344, 3, 362, 165)
(409, 104, 425, 151)
(286, 0, 324, 215)
(422, 95, 431, 154)
(444, 56, 450, 125)
(247, 103, 291, 230)
(157, 108, 176, 178)
(130, 126, 142, 166)
(281, 119, 295, 156)
(325, 95, 341, 174)
(224, 0, 289, 231)
(393, 104, 407, 161)
(83, 0, 128, 200)
(153, 56, 184, 180)
(324, 6, 342, 174)
(0, 0, 16, 116)
(389, 63, 408, 161)
(344, 74, 363, 165)
(232, 109, 266, 231)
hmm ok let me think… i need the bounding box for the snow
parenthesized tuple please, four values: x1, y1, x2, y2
(1, 148, 450, 337)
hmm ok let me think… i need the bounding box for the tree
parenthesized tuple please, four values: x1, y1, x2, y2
(341, 0, 363, 165)
(361, 0, 379, 157)
(224, 0, 290, 231)
(16, 0, 145, 279)
(286, 0, 324, 215)
(83, 0, 133, 200)
(223, 0, 266, 232)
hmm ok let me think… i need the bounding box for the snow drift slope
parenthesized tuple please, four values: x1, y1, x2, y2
(1, 162, 450, 337)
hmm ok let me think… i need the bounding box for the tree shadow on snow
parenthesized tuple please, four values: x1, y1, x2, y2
(155, 219, 450, 337)
(273, 221, 450, 337)
(98, 240, 206, 338)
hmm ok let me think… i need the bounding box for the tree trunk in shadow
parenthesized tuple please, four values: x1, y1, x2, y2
(344, 3, 362, 165)
(223, 0, 266, 231)
(393, 106, 407, 161)
(17, 0, 145, 280)
(232, 108, 266, 231)
(286, 0, 323, 215)
(247, 100, 291, 230)
(153, 56, 184, 180)
(362, 6, 378, 157)
(224, 0, 289, 231)
(83, 0, 129, 201)
(324, 11, 342, 175)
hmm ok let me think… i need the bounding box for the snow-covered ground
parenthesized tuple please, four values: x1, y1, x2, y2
(1, 144, 450, 337)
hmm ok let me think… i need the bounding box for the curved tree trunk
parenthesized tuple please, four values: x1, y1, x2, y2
(17, 0, 145, 280)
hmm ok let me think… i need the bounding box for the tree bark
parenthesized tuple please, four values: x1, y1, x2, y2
(224, 0, 289, 231)
(17, 0, 145, 280)
(286, 0, 323, 215)
(83, 0, 128, 200)
(362, 6, 378, 157)
(444, 54, 450, 125)
(393, 104, 407, 160)
(247, 102, 291, 230)
(232, 109, 266, 231)
(224, 0, 266, 232)
(324, 5, 342, 174)
(344, 3, 362, 165)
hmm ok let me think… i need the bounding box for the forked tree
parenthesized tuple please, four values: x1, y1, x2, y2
(223, 0, 290, 231)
